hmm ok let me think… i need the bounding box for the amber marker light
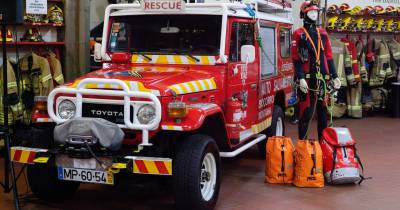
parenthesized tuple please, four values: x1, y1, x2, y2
(167, 101, 188, 118)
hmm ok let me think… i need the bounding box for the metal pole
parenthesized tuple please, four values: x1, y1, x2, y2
(1, 13, 21, 210)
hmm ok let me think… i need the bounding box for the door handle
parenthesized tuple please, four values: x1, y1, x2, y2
(251, 84, 257, 89)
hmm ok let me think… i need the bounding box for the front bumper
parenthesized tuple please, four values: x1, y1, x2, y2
(10, 146, 172, 176)
(47, 78, 162, 148)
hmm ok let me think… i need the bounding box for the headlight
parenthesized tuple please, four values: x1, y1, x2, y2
(137, 105, 156, 125)
(58, 100, 76, 119)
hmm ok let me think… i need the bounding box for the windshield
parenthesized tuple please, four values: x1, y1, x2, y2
(108, 15, 222, 56)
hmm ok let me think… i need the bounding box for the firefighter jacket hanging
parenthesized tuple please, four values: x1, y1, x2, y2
(344, 38, 362, 118)
(292, 24, 339, 140)
(369, 39, 391, 87)
(0, 60, 22, 125)
(46, 52, 64, 85)
(330, 38, 351, 118)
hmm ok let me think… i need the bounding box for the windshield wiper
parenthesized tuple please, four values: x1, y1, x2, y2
(139, 53, 152, 62)
(185, 54, 200, 63)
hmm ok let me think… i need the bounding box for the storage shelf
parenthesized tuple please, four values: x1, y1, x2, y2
(23, 23, 65, 27)
(327, 13, 400, 20)
(327, 29, 400, 35)
(0, 42, 65, 46)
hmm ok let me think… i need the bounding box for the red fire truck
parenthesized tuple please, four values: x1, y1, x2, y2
(12, 0, 294, 209)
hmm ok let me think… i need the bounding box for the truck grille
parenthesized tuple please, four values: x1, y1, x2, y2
(82, 103, 133, 124)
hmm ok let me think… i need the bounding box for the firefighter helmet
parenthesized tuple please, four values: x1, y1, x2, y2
(0, 30, 13, 42)
(385, 6, 396, 15)
(386, 19, 395, 32)
(348, 6, 363, 15)
(21, 28, 44, 42)
(48, 5, 64, 24)
(24, 14, 47, 23)
(327, 5, 341, 15)
(374, 6, 385, 15)
(375, 19, 385, 32)
(327, 16, 339, 30)
(354, 18, 367, 31)
(339, 17, 353, 30)
(366, 18, 377, 30)
(363, 6, 376, 15)
(300, 1, 319, 19)
(340, 3, 351, 14)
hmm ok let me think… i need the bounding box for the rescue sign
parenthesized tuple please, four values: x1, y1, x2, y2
(141, 0, 185, 12)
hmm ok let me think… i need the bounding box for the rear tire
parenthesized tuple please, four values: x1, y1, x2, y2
(257, 105, 285, 157)
(174, 134, 221, 210)
(27, 127, 80, 202)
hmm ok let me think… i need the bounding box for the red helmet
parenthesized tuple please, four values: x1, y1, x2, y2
(340, 3, 351, 13)
(300, 1, 320, 19)
(375, 5, 385, 14)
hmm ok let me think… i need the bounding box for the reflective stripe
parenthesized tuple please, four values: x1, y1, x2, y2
(379, 54, 390, 59)
(54, 74, 64, 82)
(352, 60, 358, 64)
(41, 74, 52, 83)
(7, 82, 17, 88)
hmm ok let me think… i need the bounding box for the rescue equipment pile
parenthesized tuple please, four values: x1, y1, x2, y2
(265, 131, 365, 187)
(0, 52, 64, 126)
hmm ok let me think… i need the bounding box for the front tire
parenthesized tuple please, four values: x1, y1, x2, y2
(27, 127, 80, 202)
(257, 105, 285, 157)
(174, 134, 221, 210)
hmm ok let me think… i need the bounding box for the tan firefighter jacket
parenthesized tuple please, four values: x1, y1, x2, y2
(0, 60, 23, 125)
(46, 52, 64, 85)
(355, 40, 369, 84)
(370, 39, 391, 87)
(19, 53, 54, 96)
(386, 38, 400, 79)
(331, 38, 353, 87)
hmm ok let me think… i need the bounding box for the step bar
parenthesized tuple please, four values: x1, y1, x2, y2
(220, 134, 266, 158)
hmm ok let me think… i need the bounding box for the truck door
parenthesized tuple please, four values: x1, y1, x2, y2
(257, 24, 277, 131)
(225, 19, 259, 144)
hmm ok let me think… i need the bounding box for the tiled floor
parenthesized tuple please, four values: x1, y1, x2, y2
(1, 116, 400, 210)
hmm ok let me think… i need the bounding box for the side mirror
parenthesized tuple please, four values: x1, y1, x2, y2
(94, 43, 102, 62)
(240, 45, 255, 63)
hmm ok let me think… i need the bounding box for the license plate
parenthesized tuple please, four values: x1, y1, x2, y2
(57, 167, 114, 185)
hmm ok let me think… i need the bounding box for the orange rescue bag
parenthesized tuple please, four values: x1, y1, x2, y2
(293, 140, 324, 188)
(265, 136, 295, 184)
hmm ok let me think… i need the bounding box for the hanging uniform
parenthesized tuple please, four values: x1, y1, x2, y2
(330, 38, 352, 118)
(19, 53, 54, 97)
(369, 39, 391, 87)
(386, 38, 400, 80)
(355, 39, 369, 84)
(341, 38, 361, 84)
(341, 38, 362, 118)
(46, 52, 64, 85)
(0, 60, 22, 125)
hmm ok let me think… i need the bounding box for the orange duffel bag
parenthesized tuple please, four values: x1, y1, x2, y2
(293, 139, 324, 188)
(265, 136, 295, 184)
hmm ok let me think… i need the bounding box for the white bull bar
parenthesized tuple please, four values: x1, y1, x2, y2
(47, 78, 162, 147)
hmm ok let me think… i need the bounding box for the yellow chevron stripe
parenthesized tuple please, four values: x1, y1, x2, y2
(178, 84, 190, 93)
(144, 160, 159, 174)
(10, 148, 15, 161)
(202, 79, 211, 90)
(131, 55, 139, 63)
(20, 151, 31, 164)
(165, 161, 172, 174)
(131, 55, 216, 64)
(173, 55, 182, 64)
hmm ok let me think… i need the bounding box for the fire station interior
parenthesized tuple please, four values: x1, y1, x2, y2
(1, 0, 400, 210)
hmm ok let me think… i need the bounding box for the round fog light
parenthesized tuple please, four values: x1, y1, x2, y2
(137, 105, 156, 125)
